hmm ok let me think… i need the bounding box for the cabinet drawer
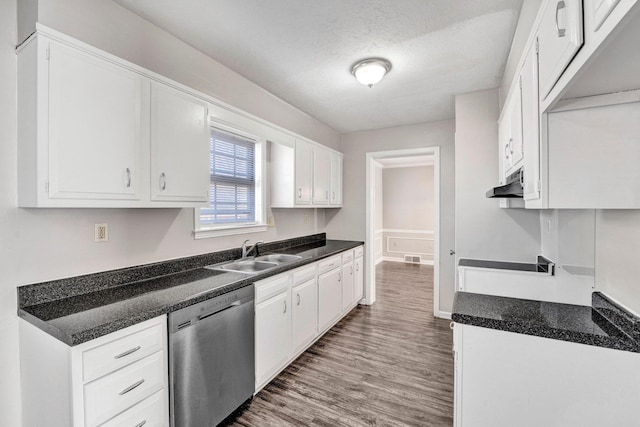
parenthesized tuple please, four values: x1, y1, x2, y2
(255, 274, 291, 304)
(318, 255, 341, 274)
(354, 246, 363, 258)
(84, 351, 165, 427)
(83, 323, 164, 383)
(292, 264, 316, 285)
(342, 250, 354, 263)
(99, 390, 167, 427)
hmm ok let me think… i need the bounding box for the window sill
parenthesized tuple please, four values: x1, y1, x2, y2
(193, 224, 268, 240)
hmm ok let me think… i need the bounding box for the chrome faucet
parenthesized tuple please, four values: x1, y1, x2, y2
(241, 240, 263, 258)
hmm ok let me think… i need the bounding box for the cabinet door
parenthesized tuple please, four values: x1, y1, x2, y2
(329, 152, 342, 206)
(292, 278, 318, 354)
(354, 256, 364, 303)
(521, 40, 541, 202)
(538, 0, 584, 99)
(48, 41, 142, 200)
(255, 290, 291, 387)
(150, 83, 209, 202)
(313, 147, 331, 204)
(498, 108, 512, 181)
(318, 268, 342, 331)
(295, 141, 313, 205)
(509, 85, 524, 169)
(342, 261, 354, 310)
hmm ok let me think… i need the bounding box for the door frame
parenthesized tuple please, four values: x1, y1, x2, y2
(364, 147, 443, 317)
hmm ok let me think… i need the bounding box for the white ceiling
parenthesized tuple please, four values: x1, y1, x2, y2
(114, 0, 523, 133)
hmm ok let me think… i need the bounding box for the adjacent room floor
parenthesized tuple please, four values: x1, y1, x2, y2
(226, 261, 454, 426)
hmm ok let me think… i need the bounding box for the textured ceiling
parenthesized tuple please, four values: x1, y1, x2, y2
(114, 0, 523, 133)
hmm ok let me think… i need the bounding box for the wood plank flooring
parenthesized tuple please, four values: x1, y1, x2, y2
(224, 261, 454, 426)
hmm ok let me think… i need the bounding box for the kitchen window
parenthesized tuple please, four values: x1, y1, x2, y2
(194, 126, 266, 239)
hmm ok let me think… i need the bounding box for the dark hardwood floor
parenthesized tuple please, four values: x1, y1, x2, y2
(225, 261, 454, 426)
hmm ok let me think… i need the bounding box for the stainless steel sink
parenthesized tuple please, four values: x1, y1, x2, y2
(212, 260, 278, 274)
(255, 254, 303, 264)
(207, 253, 303, 274)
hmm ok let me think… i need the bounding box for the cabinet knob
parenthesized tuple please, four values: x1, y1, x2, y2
(297, 293, 301, 306)
(555, 0, 566, 37)
(283, 300, 287, 314)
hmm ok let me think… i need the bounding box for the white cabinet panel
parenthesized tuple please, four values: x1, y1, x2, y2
(100, 390, 168, 427)
(538, 0, 584, 99)
(292, 278, 318, 354)
(454, 324, 640, 427)
(509, 86, 524, 168)
(295, 140, 313, 204)
(318, 267, 342, 332)
(521, 40, 541, 203)
(590, 0, 622, 31)
(342, 261, 354, 310)
(313, 146, 331, 205)
(330, 152, 343, 206)
(150, 83, 209, 202)
(354, 255, 364, 303)
(48, 41, 143, 201)
(255, 289, 291, 387)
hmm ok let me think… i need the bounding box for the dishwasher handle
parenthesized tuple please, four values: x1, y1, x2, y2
(198, 300, 241, 321)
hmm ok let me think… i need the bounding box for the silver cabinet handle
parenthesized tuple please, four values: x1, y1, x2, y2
(338, 272, 341, 282)
(350, 265, 353, 274)
(520, 170, 525, 187)
(119, 379, 144, 396)
(509, 137, 514, 155)
(134, 421, 147, 427)
(555, 0, 566, 37)
(504, 143, 509, 159)
(160, 172, 167, 191)
(125, 168, 132, 188)
(114, 346, 141, 359)
(297, 293, 301, 306)
(298, 188, 302, 199)
(325, 190, 329, 200)
(450, 322, 455, 330)
(283, 300, 287, 314)
(332, 191, 335, 200)
(356, 263, 359, 272)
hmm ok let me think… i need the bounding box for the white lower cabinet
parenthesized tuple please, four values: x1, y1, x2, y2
(354, 254, 364, 302)
(255, 274, 292, 389)
(254, 246, 363, 392)
(292, 277, 319, 354)
(19, 315, 169, 427)
(342, 260, 354, 311)
(318, 262, 343, 332)
(454, 323, 640, 427)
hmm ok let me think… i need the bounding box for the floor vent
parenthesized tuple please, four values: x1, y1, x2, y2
(404, 255, 421, 264)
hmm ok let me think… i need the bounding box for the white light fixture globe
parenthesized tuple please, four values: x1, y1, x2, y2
(351, 58, 392, 88)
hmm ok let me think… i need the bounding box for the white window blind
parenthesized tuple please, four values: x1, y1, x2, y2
(200, 128, 257, 225)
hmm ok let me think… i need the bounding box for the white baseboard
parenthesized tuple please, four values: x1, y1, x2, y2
(375, 256, 384, 265)
(381, 256, 434, 266)
(435, 311, 452, 320)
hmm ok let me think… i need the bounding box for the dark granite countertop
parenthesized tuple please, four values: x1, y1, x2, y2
(18, 234, 363, 346)
(452, 291, 640, 353)
(458, 256, 554, 274)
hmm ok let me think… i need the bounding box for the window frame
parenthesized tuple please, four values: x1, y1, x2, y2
(194, 120, 267, 239)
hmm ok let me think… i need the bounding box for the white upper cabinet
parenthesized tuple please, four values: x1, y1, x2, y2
(521, 40, 541, 204)
(18, 28, 211, 208)
(498, 86, 523, 179)
(329, 151, 343, 206)
(312, 146, 331, 205)
(294, 140, 313, 205)
(270, 139, 342, 208)
(48, 41, 143, 202)
(538, 0, 584, 99)
(150, 83, 209, 202)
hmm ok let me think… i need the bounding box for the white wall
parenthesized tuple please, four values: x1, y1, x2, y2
(0, 1, 22, 425)
(595, 210, 640, 315)
(383, 166, 434, 230)
(455, 89, 541, 265)
(325, 120, 456, 312)
(374, 163, 384, 262)
(4, 1, 343, 424)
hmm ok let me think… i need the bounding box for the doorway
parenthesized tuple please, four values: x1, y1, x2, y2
(364, 147, 444, 317)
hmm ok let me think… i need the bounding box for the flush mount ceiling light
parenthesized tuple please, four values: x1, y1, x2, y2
(351, 58, 392, 88)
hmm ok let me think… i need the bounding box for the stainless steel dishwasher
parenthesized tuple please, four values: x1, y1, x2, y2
(169, 284, 254, 427)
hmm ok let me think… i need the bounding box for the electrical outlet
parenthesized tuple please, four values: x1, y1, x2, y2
(304, 214, 309, 224)
(95, 223, 108, 242)
(267, 216, 275, 227)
